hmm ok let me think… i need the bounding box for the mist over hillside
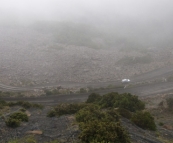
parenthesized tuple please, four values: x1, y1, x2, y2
(1, 0, 173, 86)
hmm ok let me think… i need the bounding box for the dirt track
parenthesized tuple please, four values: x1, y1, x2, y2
(1, 65, 173, 104)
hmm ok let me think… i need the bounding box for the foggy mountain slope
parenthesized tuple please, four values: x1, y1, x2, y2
(1, 25, 173, 86)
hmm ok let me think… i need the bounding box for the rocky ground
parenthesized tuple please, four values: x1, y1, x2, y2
(1, 94, 173, 143)
(1, 26, 173, 87)
(0, 106, 79, 143)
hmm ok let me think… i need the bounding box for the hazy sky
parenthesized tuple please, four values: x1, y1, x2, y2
(0, 0, 173, 23)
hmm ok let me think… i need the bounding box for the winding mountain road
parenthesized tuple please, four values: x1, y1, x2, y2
(1, 65, 173, 104)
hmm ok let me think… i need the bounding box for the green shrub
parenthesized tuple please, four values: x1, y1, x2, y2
(76, 105, 119, 123)
(86, 93, 102, 103)
(131, 111, 156, 131)
(5, 118, 20, 128)
(8, 101, 43, 109)
(0, 99, 7, 105)
(79, 120, 130, 143)
(18, 101, 31, 108)
(19, 108, 26, 112)
(76, 104, 103, 123)
(117, 108, 132, 119)
(99, 92, 145, 112)
(75, 105, 129, 142)
(32, 103, 43, 109)
(47, 110, 56, 117)
(75, 92, 146, 143)
(9, 112, 28, 122)
(47, 103, 87, 117)
(5, 112, 28, 128)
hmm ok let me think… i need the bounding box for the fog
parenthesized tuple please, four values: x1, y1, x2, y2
(1, 0, 173, 86)
(1, 0, 173, 22)
(1, 0, 173, 48)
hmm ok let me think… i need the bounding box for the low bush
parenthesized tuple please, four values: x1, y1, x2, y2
(99, 92, 145, 112)
(47, 110, 56, 117)
(79, 121, 130, 143)
(9, 112, 28, 122)
(19, 108, 26, 112)
(5, 112, 28, 128)
(86, 93, 102, 103)
(47, 103, 87, 117)
(32, 103, 44, 109)
(131, 111, 156, 131)
(117, 108, 132, 119)
(0, 99, 7, 106)
(76, 105, 130, 143)
(5, 118, 20, 128)
(76, 104, 102, 123)
(8, 101, 43, 109)
(76, 105, 119, 123)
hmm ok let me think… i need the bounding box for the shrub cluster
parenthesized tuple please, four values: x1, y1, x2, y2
(47, 92, 156, 133)
(5, 112, 28, 128)
(131, 111, 156, 131)
(99, 92, 145, 112)
(47, 103, 86, 117)
(86, 93, 101, 103)
(117, 108, 132, 119)
(8, 101, 43, 109)
(85, 92, 156, 131)
(76, 105, 130, 143)
(5, 118, 20, 128)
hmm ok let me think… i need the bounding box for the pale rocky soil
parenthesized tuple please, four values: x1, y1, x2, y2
(1, 26, 173, 87)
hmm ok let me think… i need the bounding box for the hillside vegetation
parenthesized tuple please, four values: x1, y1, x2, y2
(47, 92, 156, 143)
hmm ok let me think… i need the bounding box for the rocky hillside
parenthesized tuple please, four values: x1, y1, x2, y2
(1, 25, 173, 86)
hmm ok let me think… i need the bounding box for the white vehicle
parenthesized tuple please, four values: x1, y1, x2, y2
(121, 79, 130, 83)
